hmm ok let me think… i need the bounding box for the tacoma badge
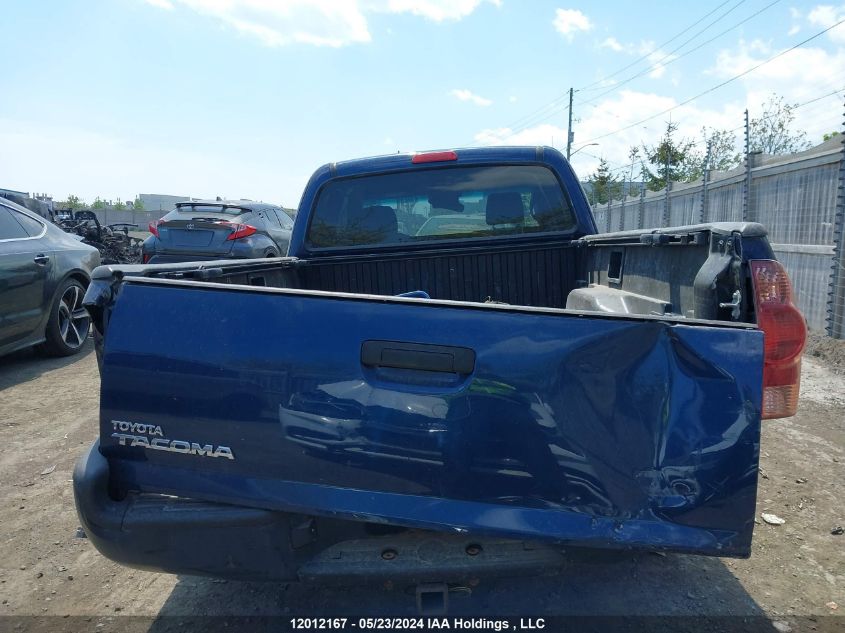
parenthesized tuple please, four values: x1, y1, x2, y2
(110, 420, 235, 460)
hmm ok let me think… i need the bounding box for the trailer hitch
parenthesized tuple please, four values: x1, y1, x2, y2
(415, 583, 449, 615)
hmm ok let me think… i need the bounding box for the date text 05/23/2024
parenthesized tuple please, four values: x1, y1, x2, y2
(289, 619, 546, 630)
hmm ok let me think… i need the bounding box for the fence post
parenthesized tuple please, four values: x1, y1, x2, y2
(827, 99, 845, 338)
(606, 197, 612, 232)
(700, 140, 712, 224)
(663, 150, 671, 227)
(639, 164, 646, 229)
(620, 175, 627, 230)
(743, 109, 752, 222)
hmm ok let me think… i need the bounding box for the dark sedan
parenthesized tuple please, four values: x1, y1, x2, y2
(142, 199, 292, 263)
(0, 198, 100, 357)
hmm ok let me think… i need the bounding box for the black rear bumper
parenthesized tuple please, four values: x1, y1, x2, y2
(73, 441, 298, 581)
(73, 441, 568, 583)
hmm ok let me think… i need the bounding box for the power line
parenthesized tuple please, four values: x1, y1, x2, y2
(483, 0, 742, 138)
(577, 0, 782, 111)
(485, 0, 779, 143)
(577, 0, 738, 92)
(579, 20, 845, 145)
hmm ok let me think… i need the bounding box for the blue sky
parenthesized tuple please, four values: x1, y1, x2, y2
(1, 0, 844, 206)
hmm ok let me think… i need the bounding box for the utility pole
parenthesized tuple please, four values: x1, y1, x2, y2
(566, 88, 574, 161)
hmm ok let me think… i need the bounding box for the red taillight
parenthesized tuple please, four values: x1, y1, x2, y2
(148, 218, 165, 237)
(142, 253, 150, 264)
(224, 223, 257, 241)
(411, 150, 458, 164)
(749, 260, 807, 419)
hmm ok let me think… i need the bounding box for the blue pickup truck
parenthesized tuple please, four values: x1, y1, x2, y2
(74, 147, 806, 587)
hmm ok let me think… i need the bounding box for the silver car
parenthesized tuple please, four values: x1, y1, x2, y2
(142, 199, 293, 263)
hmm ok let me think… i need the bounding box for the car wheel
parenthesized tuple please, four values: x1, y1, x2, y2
(40, 278, 91, 357)
(265, 250, 279, 258)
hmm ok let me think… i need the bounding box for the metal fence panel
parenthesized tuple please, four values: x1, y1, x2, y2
(705, 180, 744, 223)
(755, 161, 839, 246)
(591, 137, 845, 337)
(668, 189, 700, 226)
(619, 204, 638, 231)
(772, 248, 835, 330)
(593, 207, 608, 232)
(642, 197, 663, 228)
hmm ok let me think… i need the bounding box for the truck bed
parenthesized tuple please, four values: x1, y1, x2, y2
(117, 222, 770, 322)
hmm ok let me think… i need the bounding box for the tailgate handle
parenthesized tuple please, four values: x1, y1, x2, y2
(361, 340, 475, 374)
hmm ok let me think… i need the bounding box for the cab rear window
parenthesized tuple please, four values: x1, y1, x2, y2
(307, 165, 575, 249)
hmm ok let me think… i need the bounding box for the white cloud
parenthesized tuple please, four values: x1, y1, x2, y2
(450, 88, 493, 106)
(378, 0, 501, 22)
(600, 36, 624, 52)
(707, 39, 845, 127)
(156, 0, 371, 47)
(509, 95, 518, 102)
(595, 38, 677, 79)
(642, 47, 677, 79)
(553, 8, 592, 40)
(144, 0, 174, 9)
(807, 3, 845, 43)
(474, 123, 564, 148)
(706, 41, 845, 147)
(708, 38, 845, 103)
(142, 0, 497, 48)
(788, 24, 801, 35)
(627, 41, 680, 79)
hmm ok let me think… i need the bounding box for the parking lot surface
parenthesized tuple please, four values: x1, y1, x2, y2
(0, 341, 842, 628)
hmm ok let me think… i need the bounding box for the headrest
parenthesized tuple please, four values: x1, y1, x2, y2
(348, 205, 397, 235)
(486, 192, 524, 225)
(428, 191, 464, 212)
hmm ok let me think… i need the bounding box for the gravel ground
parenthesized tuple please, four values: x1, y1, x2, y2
(0, 341, 843, 630)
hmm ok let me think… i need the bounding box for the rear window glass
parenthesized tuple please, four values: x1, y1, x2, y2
(0, 207, 28, 239)
(307, 165, 575, 249)
(12, 210, 45, 236)
(174, 204, 248, 216)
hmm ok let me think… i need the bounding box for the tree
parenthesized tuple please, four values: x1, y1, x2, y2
(749, 95, 811, 155)
(61, 195, 84, 210)
(625, 147, 643, 196)
(641, 122, 701, 191)
(133, 196, 145, 211)
(586, 158, 623, 205)
(113, 198, 126, 211)
(701, 127, 741, 172)
(823, 131, 841, 142)
(91, 197, 105, 209)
